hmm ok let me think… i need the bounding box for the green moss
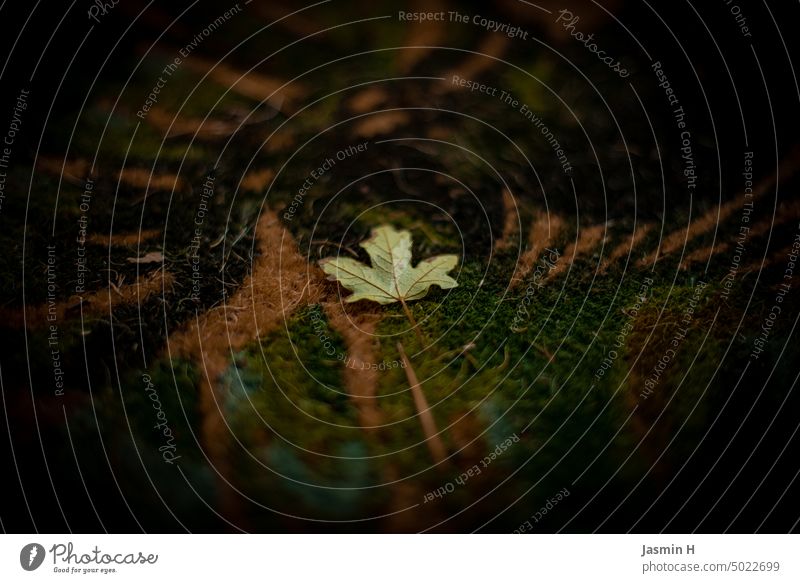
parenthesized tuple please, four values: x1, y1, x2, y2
(216, 307, 389, 521)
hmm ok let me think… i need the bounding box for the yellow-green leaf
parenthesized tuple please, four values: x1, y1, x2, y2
(319, 225, 459, 305)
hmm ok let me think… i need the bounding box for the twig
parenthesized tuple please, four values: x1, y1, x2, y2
(397, 341, 447, 466)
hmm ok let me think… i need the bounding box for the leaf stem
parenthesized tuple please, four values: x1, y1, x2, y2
(399, 297, 424, 344)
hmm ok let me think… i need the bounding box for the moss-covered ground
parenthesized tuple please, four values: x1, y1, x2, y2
(3, 0, 799, 532)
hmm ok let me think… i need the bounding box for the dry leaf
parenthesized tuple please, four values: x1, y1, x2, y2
(319, 225, 458, 305)
(126, 251, 164, 264)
